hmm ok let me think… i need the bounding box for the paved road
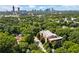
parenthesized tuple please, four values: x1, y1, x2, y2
(34, 37, 47, 52)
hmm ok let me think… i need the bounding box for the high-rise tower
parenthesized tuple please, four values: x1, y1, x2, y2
(18, 7, 20, 12)
(12, 5, 15, 12)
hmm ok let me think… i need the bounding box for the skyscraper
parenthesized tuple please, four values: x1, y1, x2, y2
(12, 5, 15, 12)
(18, 7, 20, 12)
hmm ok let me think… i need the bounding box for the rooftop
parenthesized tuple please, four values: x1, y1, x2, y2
(39, 30, 63, 41)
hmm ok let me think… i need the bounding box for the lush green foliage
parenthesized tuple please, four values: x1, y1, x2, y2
(0, 13, 79, 53)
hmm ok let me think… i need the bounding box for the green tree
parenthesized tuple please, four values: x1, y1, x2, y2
(0, 32, 16, 52)
(69, 31, 79, 44)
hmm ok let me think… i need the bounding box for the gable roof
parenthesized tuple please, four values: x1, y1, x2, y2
(39, 30, 63, 41)
(40, 30, 57, 38)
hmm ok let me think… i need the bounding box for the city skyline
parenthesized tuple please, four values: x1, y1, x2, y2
(1, 5, 79, 11)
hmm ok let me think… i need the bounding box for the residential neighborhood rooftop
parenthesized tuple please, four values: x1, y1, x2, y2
(39, 30, 63, 42)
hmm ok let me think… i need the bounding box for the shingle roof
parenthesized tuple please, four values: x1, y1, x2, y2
(40, 30, 56, 38)
(39, 30, 63, 41)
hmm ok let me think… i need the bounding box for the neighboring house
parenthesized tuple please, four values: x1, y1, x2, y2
(4, 15, 19, 17)
(37, 30, 63, 43)
(71, 17, 77, 21)
(64, 18, 67, 21)
(64, 18, 69, 23)
(27, 12, 34, 16)
(37, 15, 42, 18)
(15, 34, 22, 44)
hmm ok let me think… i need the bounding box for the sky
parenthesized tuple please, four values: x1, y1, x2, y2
(1, 5, 79, 11)
(0, 0, 79, 5)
